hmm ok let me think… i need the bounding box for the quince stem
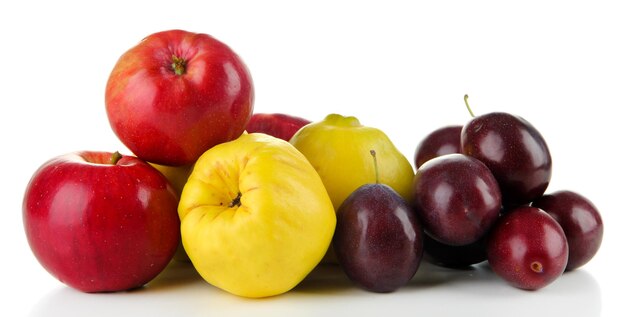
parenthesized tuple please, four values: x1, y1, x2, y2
(370, 150, 380, 184)
(229, 192, 242, 208)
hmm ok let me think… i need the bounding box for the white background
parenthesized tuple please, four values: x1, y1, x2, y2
(1, 1, 624, 316)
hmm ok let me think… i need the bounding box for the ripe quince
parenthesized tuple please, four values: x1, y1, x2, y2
(290, 114, 414, 209)
(178, 133, 336, 298)
(150, 163, 194, 262)
(150, 163, 193, 196)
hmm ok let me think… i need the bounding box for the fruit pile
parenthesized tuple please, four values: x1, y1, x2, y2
(22, 30, 603, 298)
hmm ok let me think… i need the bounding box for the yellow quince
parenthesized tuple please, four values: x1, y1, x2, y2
(150, 162, 194, 262)
(178, 133, 336, 298)
(290, 114, 414, 210)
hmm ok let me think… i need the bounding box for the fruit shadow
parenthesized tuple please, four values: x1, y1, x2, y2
(291, 263, 355, 295)
(406, 260, 494, 290)
(135, 259, 203, 293)
(28, 260, 205, 317)
(293, 260, 496, 295)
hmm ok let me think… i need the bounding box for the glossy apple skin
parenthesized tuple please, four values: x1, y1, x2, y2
(532, 190, 603, 271)
(245, 113, 311, 141)
(414, 125, 462, 168)
(461, 112, 552, 206)
(23, 152, 180, 292)
(106, 29, 254, 166)
(412, 154, 502, 246)
(333, 184, 423, 293)
(487, 206, 568, 290)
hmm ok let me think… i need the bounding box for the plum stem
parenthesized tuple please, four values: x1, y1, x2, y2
(370, 150, 380, 184)
(464, 94, 475, 117)
(110, 151, 123, 165)
(171, 55, 187, 76)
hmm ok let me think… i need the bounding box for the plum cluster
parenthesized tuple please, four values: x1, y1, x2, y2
(412, 95, 603, 290)
(331, 95, 603, 293)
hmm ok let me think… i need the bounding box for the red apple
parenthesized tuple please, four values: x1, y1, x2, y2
(105, 29, 254, 166)
(22, 151, 180, 292)
(245, 113, 311, 141)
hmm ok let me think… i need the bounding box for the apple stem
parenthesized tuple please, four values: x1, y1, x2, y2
(171, 55, 187, 76)
(464, 94, 475, 118)
(370, 150, 380, 184)
(110, 151, 123, 165)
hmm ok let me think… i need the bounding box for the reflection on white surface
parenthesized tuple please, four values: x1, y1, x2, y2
(29, 260, 601, 317)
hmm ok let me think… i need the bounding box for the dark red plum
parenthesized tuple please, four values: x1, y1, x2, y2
(532, 190, 603, 271)
(461, 96, 552, 206)
(412, 153, 501, 246)
(333, 183, 423, 293)
(423, 234, 487, 268)
(487, 206, 568, 290)
(414, 125, 462, 168)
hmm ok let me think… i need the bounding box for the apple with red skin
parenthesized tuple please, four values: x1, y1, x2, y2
(22, 151, 181, 292)
(106, 29, 254, 166)
(246, 113, 311, 141)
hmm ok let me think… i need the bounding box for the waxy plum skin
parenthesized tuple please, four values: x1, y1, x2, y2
(412, 154, 502, 246)
(333, 184, 423, 293)
(487, 206, 568, 290)
(414, 125, 463, 168)
(461, 112, 552, 206)
(532, 190, 603, 271)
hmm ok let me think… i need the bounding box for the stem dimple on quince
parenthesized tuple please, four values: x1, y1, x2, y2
(229, 192, 242, 208)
